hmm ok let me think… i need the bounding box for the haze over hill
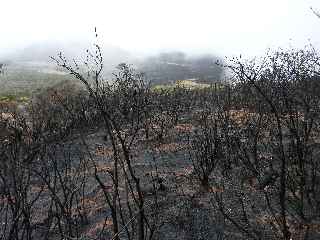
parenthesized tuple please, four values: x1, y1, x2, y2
(0, 41, 134, 68)
(0, 0, 320, 96)
(0, 39, 224, 88)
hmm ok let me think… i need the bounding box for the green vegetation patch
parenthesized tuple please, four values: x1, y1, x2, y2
(152, 79, 223, 92)
(0, 69, 73, 98)
(0, 94, 30, 103)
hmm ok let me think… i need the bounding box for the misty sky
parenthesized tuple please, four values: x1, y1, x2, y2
(1, 0, 320, 57)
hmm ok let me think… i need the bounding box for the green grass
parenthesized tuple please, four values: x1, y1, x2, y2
(0, 69, 73, 99)
(152, 79, 223, 92)
(176, 79, 211, 89)
(0, 94, 30, 103)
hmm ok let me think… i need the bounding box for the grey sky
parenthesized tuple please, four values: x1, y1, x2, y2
(1, 0, 320, 57)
